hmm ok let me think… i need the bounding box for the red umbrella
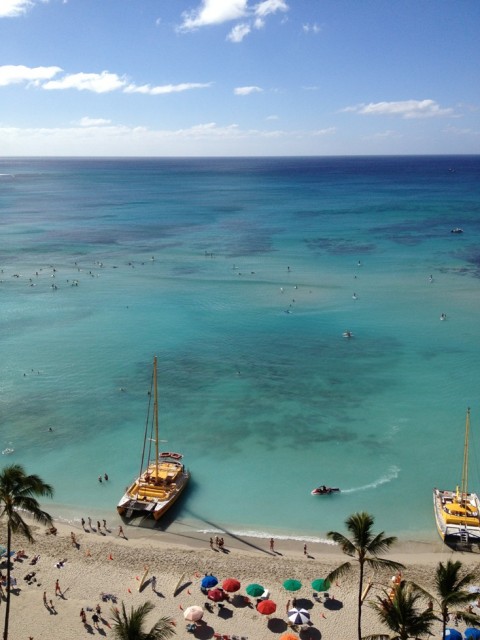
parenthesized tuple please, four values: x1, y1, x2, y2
(256, 599, 277, 615)
(222, 578, 241, 593)
(208, 588, 225, 602)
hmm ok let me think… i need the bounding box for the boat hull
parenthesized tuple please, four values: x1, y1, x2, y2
(118, 460, 190, 521)
(433, 488, 480, 544)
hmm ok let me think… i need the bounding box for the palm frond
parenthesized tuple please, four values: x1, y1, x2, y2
(364, 558, 405, 574)
(327, 531, 357, 556)
(326, 561, 353, 584)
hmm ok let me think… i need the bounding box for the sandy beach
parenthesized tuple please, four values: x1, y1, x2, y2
(1, 516, 477, 640)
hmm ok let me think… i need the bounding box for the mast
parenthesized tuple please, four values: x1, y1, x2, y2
(460, 407, 471, 504)
(154, 356, 159, 479)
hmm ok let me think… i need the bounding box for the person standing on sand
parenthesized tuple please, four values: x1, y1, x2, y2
(118, 525, 125, 538)
(55, 579, 61, 596)
(43, 591, 48, 607)
(270, 538, 275, 552)
(303, 543, 307, 555)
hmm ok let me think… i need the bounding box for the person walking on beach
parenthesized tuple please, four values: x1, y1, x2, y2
(92, 612, 100, 629)
(269, 538, 275, 552)
(43, 591, 48, 608)
(81, 517, 86, 530)
(303, 543, 307, 556)
(88, 517, 92, 529)
(71, 531, 77, 547)
(55, 579, 61, 596)
(118, 525, 125, 538)
(103, 519, 107, 530)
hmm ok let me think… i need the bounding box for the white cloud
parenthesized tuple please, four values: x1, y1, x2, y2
(227, 23, 251, 42)
(124, 82, 212, 95)
(42, 71, 127, 93)
(234, 85, 262, 96)
(0, 0, 34, 17)
(343, 99, 454, 119)
(78, 117, 112, 127)
(0, 64, 62, 86)
(179, 0, 288, 40)
(303, 22, 321, 34)
(255, 0, 287, 19)
(266, 114, 279, 121)
(179, 0, 248, 31)
(313, 127, 336, 136)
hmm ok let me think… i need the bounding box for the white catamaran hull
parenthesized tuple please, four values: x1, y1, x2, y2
(433, 488, 480, 543)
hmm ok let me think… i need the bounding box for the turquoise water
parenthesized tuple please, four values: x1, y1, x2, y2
(1, 156, 480, 543)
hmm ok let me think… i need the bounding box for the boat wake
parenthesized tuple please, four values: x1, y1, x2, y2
(342, 465, 400, 494)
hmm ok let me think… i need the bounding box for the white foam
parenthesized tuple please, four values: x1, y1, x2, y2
(342, 465, 400, 494)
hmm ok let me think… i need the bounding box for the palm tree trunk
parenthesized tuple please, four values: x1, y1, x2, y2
(358, 558, 364, 640)
(3, 524, 12, 640)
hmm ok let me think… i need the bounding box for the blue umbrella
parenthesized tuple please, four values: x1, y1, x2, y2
(201, 575, 218, 589)
(445, 629, 462, 640)
(465, 629, 480, 640)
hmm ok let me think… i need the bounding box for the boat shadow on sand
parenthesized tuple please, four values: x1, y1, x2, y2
(122, 479, 273, 555)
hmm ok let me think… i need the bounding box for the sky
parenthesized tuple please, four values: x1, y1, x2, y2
(0, 0, 479, 156)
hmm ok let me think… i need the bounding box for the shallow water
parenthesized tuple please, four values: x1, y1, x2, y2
(1, 156, 480, 542)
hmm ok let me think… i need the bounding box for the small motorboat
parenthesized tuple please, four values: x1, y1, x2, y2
(342, 331, 353, 338)
(451, 228, 463, 234)
(311, 486, 340, 496)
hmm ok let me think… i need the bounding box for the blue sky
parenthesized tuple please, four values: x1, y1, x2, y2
(1, 0, 479, 156)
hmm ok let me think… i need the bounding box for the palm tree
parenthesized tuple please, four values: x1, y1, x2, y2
(110, 601, 176, 640)
(364, 580, 436, 640)
(0, 464, 54, 640)
(412, 559, 480, 640)
(326, 511, 405, 640)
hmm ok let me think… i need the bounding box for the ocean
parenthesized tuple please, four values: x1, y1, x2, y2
(1, 155, 480, 544)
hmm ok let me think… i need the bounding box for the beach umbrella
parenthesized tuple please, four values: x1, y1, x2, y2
(183, 605, 204, 622)
(201, 575, 218, 589)
(279, 634, 299, 640)
(283, 579, 302, 592)
(287, 608, 310, 626)
(207, 588, 225, 602)
(445, 629, 462, 640)
(465, 629, 480, 640)
(311, 578, 330, 592)
(0, 545, 6, 557)
(246, 583, 265, 597)
(222, 578, 241, 593)
(257, 599, 277, 615)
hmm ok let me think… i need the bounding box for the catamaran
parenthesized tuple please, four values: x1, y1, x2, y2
(117, 356, 190, 521)
(433, 407, 480, 545)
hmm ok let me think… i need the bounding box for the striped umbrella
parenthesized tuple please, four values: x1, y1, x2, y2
(287, 608, 310, 625)
(445, 630, 462, 640)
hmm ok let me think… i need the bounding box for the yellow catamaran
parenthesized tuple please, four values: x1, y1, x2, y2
(117, 356, 190, 521)
(433, 407, 480, 545)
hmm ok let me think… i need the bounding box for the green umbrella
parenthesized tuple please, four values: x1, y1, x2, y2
(283, 579, 302, 592)
(246, 583, 265, 597)
(311, 578, 330, 592)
